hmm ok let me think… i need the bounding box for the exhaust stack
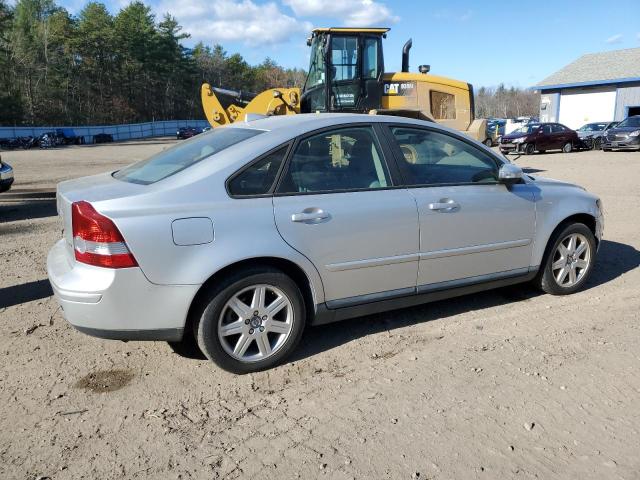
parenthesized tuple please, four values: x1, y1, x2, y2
(402, 39, 412, 73)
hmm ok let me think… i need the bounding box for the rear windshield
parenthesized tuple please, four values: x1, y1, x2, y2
(114, 127, 264, 184)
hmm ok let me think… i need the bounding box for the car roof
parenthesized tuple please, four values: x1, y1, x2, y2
(230, 113, 435, 134)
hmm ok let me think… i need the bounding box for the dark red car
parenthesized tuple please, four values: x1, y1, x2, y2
(500, 122, 579, 155)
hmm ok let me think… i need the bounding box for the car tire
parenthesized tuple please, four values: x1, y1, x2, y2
(483, 138, 493, 147)
(524, 143, 535, 155)
(194, 267, 306, 374)
(562, 142, 573, 153)
(535, 222, 596, 295)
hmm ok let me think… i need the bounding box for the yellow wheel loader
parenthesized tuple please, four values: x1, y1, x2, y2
(201, 28, 489, 144)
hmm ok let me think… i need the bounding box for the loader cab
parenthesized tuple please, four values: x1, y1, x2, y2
(301, 28, 387, 114)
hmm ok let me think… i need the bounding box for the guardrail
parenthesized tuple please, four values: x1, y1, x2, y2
(0, 120, 210, 143)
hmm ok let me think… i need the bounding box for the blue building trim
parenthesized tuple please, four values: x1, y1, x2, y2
(533, 77, 640, 91)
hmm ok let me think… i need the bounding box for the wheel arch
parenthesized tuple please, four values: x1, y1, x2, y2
(536, 212, 598, 268)
(184, 256, 318, 343)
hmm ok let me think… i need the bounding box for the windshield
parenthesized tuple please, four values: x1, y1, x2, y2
(578, 123, 607, 132)
(114, 128, 264, 184)
(513, 124, 540, 134)
(304, 36, 326, 91)
(616, 116, 640, 128)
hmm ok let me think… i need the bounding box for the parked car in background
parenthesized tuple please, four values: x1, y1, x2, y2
(47, 114, 603, 373)
(93, 133, 114, 144)
(56, 128, 85, 145)
(0, 155, 14, 192)
(485, 119, 506, 146)
(177, 127, 203, 140)
(500, 122, 579, 155)
(602, 115, 640, 151)
(576, 122, 618, 150)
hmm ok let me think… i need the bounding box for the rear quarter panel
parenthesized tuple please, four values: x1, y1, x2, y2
(95, 177, 326, 305)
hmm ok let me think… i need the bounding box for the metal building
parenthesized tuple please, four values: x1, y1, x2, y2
(535, 47, 640, 129)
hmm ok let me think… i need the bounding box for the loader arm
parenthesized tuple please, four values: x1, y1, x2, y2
(201, 83, 301, 128)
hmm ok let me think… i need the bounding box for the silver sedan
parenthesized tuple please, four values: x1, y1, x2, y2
(47, 114, 603, 373)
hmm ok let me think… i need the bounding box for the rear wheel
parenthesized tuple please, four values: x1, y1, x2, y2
(483, 138, 493, 147)
(536, 223, 596, 295)
(562, 142, 573, 153)
(195, 267, 306, 374)
(524, 143, 535, 155)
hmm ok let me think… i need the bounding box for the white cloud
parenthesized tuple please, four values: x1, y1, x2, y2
(605, 33, 623, 44)
(157, 0, 312, 46)
(283, 0, 399, 26)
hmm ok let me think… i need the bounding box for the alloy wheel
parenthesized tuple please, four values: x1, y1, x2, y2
(218, 284, 294, 362)
(551, 233, 591, 288)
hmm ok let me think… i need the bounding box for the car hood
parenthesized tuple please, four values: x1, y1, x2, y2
(529, 175, 584, 190)
(502, 132, 529, 141)
(608, 126, 640, 134)
(577, 131, 602, 138)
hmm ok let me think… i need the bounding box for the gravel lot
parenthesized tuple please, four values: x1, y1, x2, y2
(1, 140, 639, 480)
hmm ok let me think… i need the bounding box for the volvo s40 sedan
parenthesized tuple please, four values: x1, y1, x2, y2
(47, 114, 603, 373)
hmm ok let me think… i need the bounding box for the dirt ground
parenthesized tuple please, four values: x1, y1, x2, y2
(1, 140, 639, 480)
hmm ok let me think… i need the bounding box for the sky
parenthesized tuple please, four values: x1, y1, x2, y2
(51, 0, 640, 88)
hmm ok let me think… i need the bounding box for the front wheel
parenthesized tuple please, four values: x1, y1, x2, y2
(195, 267, 306, 374)
(483, 138, 493, 147)
(536, 223, 596, 295)
(562, 142, 573, 153)
(524, 143, 536, 155)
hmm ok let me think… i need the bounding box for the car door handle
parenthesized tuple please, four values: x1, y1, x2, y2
(429, 199, 460, 212)
(291, 208, 330, 223)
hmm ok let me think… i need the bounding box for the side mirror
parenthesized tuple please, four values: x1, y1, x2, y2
(498, 163, 524, 185)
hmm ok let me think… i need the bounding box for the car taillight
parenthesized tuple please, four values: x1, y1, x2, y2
(71, 201, 138, 268)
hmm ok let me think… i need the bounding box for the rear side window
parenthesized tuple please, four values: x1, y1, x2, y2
(228, 146, 288, 197)
(277, 126, 391, 194)
(114, 128, 263, 184)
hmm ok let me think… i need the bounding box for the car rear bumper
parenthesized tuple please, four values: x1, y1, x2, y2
(47, 239, 200, 341)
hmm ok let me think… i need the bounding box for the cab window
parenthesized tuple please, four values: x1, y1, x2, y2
(363, 37, 381, 79)
(278, 127, 390, 194)
(389, 127, 498, 186)
(331, 36, 358, 81)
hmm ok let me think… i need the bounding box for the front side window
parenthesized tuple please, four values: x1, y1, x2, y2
(552, 124, 566, 133)
(389, 127, 498, 186)
(115, 128, 263, 184)
(228, 146, 288, 197)
(278, 127, 390, 194)
(430, 91, 456, 120)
